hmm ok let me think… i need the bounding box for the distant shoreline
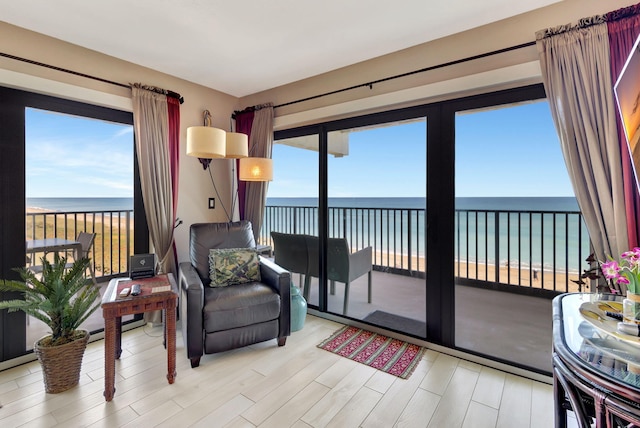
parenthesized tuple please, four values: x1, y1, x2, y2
(26, 197, 134, 213)
(26, 207, 51, 213)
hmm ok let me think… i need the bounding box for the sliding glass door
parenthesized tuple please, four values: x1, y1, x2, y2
(266, 132, 320, 306)
(270, 84, 579, 374)
(0, 86, 142, 365)
(24, 107, 135, 350)
(451, 87, 586, 373)
(326, 120, 427, 336)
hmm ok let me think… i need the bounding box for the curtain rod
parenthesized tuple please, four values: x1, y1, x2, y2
(273, 40, 536, 109)
(0, 51, 184, 104)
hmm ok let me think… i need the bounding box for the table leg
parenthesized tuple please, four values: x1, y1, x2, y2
(166, 302, 176, 384)
(163, 311, 167, 349)
(115, 316, 122, 359)
(553, 372, 567, 428)
(104, 316, 116, 401)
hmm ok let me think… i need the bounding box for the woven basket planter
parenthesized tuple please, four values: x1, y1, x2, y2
(34, 330, 89, 394)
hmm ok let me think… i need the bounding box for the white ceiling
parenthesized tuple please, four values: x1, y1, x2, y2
(0, 0, 560, 98)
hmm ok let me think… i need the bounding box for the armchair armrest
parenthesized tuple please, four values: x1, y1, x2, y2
(259, 256, 291, 339)
(179, 261, 205, 361)
(348, 246, 373, 282)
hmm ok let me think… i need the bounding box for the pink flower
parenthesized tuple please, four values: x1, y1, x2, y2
(618, 275, 631, 285)
(601, 260, 621, 280)
(601, 250, 640, 293)
(621, 248, 640, 262)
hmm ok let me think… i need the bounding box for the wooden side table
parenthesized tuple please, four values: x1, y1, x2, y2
(101, 274, 177, 401)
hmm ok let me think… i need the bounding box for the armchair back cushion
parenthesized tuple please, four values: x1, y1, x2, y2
(190, 221, 256, 287)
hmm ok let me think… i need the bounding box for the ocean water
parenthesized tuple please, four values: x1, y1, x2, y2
(27, 196, 577, 213)
(267, 196, 580, 211)
(27, 197, 134, 212)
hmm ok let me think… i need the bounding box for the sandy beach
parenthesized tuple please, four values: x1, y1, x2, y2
(26, 207, 133, 228)
(25, 208, 133, 276)
(372, 250, 585, 293)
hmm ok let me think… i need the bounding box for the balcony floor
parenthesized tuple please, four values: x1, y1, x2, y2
(300, 269, 553, 373)
(25, 270, 553, 373)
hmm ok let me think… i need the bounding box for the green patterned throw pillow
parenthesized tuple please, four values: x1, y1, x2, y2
(209, 248, 261, 287)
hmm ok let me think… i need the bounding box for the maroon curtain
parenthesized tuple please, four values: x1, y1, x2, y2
(167, 97, 180, 218)
(607, 4, 640, 248)
(234, 110, 255, 220)
(167, 96, 180, 267)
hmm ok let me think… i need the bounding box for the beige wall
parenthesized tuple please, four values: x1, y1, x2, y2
(0, 21, 240, 262)
(240, 0, 639, 129)
(0, 0, 637, 263)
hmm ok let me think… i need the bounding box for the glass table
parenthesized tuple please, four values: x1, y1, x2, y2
(553, 293, 640, 427)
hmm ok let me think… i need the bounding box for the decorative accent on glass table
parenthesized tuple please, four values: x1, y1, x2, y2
(553, 293, 640, 428)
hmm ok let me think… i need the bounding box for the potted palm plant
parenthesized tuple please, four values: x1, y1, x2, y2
(0, 254, 101, 393)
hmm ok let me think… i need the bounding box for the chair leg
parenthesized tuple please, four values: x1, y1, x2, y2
(190, 357, 201, 368)
(303, 276, 311, 300)
(368, 271, 372, 303)
(343, 282, 350, 315)
(277, 336, 287, 346)
(330, 280, 336, 295)
(89, 264, 98, 286)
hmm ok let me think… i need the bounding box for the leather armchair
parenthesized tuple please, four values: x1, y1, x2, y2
(179, 221, 290, 368)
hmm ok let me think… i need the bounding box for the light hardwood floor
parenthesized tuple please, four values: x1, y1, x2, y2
(1, 315, 570, 428)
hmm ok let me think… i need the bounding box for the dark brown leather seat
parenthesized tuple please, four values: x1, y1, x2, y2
(179, 221, 290, 368)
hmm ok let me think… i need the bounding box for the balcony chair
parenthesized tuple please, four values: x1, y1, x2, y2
(271, 232, 373, 315)
(269, 231, 309, 288)
(65, 232, 97, 286)
(179, 221, 291, 368)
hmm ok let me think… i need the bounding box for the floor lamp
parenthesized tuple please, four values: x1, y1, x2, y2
(186, 110, 249, 221)
(187, 111, 275, 222)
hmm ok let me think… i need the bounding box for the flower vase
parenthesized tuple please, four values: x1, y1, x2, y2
(290, 282, 307, 332)
(623, 292, 640, 325)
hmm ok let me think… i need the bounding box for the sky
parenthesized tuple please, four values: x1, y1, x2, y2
(25, 99, 573, 199)
(25, 108, 134, 198)
(268, 99, 574, 198)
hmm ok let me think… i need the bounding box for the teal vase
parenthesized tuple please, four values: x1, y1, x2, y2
(290, 282, 307, 332)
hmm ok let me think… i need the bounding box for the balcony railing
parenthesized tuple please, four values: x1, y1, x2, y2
(24, 205, 592, 295)
(26, 210, 134, 281)
(260, 205, 593, 295)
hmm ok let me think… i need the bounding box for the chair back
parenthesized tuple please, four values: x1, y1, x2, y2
(271, 232, 308, 275)
(189, 221, 256, 283)
(76, 232, 96, 257)
(305, 235, 320, 278)
(327, 237, 351, 282)
(267, 232, 354, 283)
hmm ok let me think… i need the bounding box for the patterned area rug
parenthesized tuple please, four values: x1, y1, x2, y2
(317, 326, 426, 379)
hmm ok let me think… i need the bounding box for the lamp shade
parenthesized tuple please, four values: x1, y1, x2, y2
(239, 157, 273, 181)
(225, 132, 249, 158)
(186, 126, 226, 158)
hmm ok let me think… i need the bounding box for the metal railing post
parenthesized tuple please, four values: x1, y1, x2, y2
(494, 212, 500, 284)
